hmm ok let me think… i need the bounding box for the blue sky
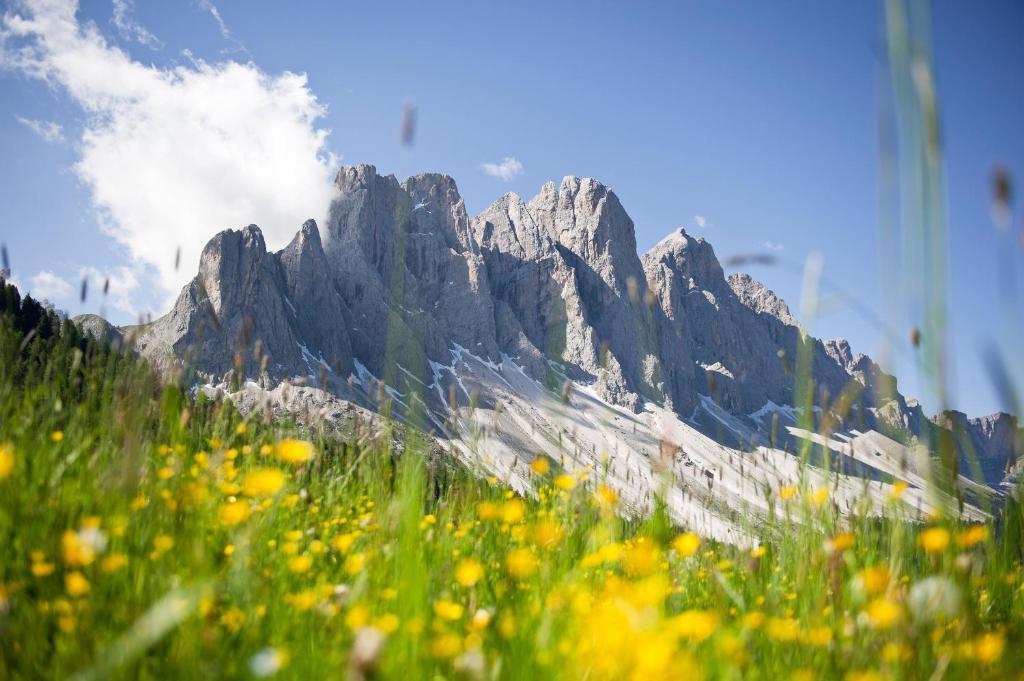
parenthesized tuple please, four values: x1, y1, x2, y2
(0, 0, 1021, 418)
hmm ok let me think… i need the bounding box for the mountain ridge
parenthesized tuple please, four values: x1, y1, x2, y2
(111, 164, 1018, 512)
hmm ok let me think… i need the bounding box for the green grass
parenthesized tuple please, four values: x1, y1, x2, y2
(0, 295, 1023, 681)
(2, 3, 1021, 678)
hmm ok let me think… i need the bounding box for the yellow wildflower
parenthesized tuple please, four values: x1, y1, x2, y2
(332, 533, 357, 553)
(623, 537, 660, 577)
(829, 532, 855, 553)
(804, 626, 833, 647)
(220, 606, 246, 633)
(766, 617, 801, 641)
(433, 599, 464, 621)
(64, 571, 90, 597)
(742, 612, 766, 629)
(471, 608, 492, 630)
(865, 597, 902, 630)
(553, 474, 576, 491)
(809, 487, 829, 507)
(243, 468, 286, 497)
(101, 553, 128, 573)
(374, 613, 400, 634)
(0, 443, 14, 479)
(881, 642, 912, 663)
(856, 565, 890, 595)
(454, 558, 484, 587)
(153, 535, 174, 552)
(506, 548, 538, 578)
(670, 609, 720, 641)
(974, 631, 1005, 663)
(276, 439, 314, 464)
(595, 485, 618, 507)
(285, 590, 318, 611)
(51, 431, 64, 443)
(532, 520, 564, 549)
(431, 632, 462, 658)
(476, 500, 500, 521)
(344, 552, 366, 575)
(957, 525, 989, 549)
(218, 500, 251, 527)
(673, 532, 701, 558)
(529, 456, 550, 475)
(344, 603, 368, 629)
(61, 530, 95, 566)
(890, 480, 909, 499)
(31, 561, 55, 577)
(502, 498, 525, 524)
(288, 555, 313, 573)
(918, 527, 950, 554)
(779, 486, 798, 501)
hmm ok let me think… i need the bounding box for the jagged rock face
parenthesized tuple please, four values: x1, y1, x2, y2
(933, 411, 1022, 484)
(130, 164, 1018, 486)
(324, 165, 498, 380)
(278, 220, 353, 374)
(645, 230, 832, 414)
(473, 178, 663, 409)
(471, 193, 571, 378)
(135, 225, 314, 382)
(730, 273, 797, 327)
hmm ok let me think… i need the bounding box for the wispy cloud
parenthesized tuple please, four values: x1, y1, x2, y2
(79, 265, 139, 316)
(111, 0, 163, 50)
(15, 115, 63, 143)
(29, 270, 72, 300)
(481, 157, 523, 182)
(0, 0, 338, 309)
(196, 0, 247, 55)
(761, 241, 784, 252)
(693, 215, 707, 230)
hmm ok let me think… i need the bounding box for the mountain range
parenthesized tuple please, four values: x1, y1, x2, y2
(79, 165, 1021, 543)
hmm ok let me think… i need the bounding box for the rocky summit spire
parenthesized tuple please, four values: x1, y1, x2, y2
(131, 164, 1018, 486)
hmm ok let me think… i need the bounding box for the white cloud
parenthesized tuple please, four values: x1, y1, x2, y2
(15, 115, 63, 142)
(693, 215, 707, 230)
(79, 265, 139, 316)
(29, 270, 73, 300)
(0, 0, 338, 309)
(481, 156, 523, 182)
(111, 0, 162, 50)
(196, 0, 246, 55)
(761, 241, 784, 252)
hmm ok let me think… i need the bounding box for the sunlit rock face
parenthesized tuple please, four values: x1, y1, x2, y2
(132, 165, 1020, 497)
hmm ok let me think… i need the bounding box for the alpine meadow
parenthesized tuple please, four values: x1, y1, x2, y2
(1, 1, 1023, 680)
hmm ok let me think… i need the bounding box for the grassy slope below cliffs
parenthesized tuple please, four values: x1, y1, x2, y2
(1, 275, 1024, 680)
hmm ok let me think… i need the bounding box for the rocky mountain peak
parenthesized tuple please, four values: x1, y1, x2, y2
(472, 192, 554, 260)
(644, 228, 729, 299)
(531, 176, 639, 270)
(402, 172, 474, 252)
(198, 224, 272, 317)
(728, 273, 797, 327)
(128, 164, 1018, 494)
(824, 338, 854, 366)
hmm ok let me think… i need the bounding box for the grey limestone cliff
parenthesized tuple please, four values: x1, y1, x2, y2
(129, 165, 1019, 486)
